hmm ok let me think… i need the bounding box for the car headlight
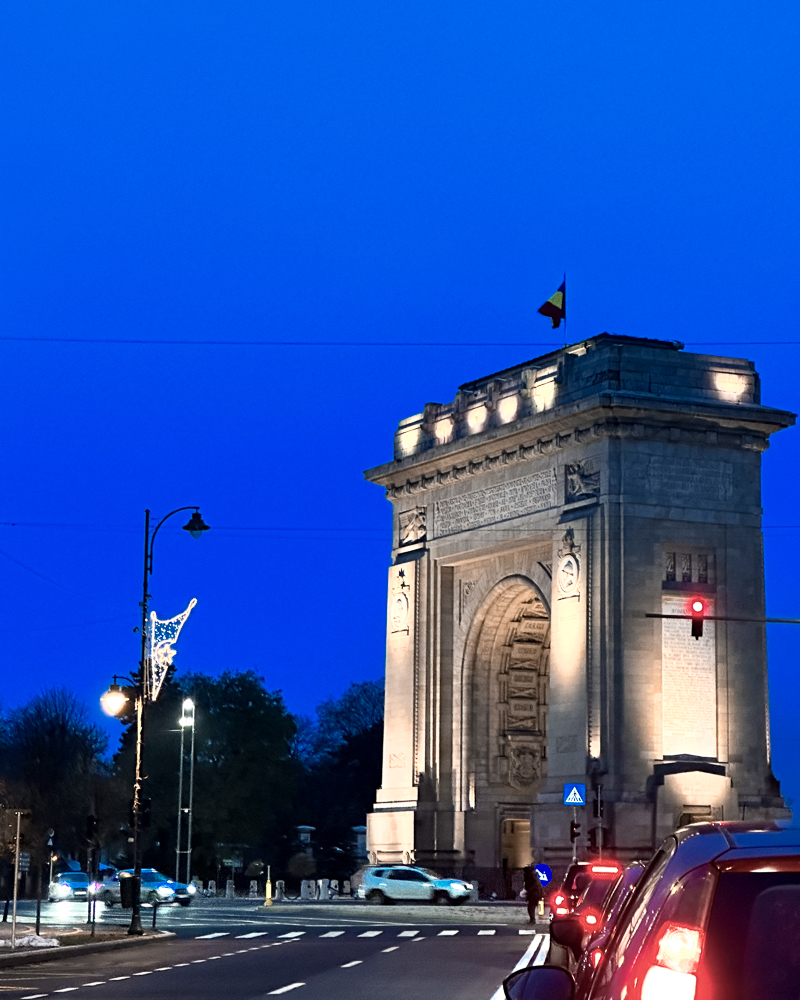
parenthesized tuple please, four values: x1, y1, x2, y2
(187, 883, 197, 894)
(156, 886, 174, 897)
(55, 884, 71, 897)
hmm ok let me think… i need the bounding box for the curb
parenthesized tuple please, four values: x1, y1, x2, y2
(0, 931, 175, 968)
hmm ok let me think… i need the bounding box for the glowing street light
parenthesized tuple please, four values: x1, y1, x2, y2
(176, 698, 196, 884)
(101, 506, 208, 936)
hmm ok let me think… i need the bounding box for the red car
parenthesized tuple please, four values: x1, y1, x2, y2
(505, 820, 800, 1000)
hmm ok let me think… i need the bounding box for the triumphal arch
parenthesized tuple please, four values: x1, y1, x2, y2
(364, 334, 794, 869)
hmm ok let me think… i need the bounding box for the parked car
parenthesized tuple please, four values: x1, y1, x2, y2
(92, 868, 196, 906)
(355, 865, 472, 905)
(48, 871, 90, 901)
(504, 820, 800, 1000)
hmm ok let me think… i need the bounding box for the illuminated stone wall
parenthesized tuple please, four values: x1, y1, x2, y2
(365, 334, 794, 867)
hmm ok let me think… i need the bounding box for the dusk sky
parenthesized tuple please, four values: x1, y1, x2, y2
(2, 3, 800, 805)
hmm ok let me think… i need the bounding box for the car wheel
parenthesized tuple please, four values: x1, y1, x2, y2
(367, 889, 388, 905)
(433, 891, 449, 906)
(148, 891, 159, 903)
(178, 899, 191, 906)
(103, 892, 115, 907)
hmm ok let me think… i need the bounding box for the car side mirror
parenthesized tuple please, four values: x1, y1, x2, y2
(503, 966, 575, 1000)
(550, 916, 585, 959)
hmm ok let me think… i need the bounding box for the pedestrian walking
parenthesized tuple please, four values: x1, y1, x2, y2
(522, 864, 544, 924)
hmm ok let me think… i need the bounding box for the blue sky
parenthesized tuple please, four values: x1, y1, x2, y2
(1, 2, 799, 806)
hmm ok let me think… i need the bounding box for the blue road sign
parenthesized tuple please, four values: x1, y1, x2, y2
(534, 863, 553, 886)
(563, 783, 586, 806)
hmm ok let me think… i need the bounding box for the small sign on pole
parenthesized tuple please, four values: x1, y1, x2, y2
(533, 863, 553, 886)
(563, 783, 586, 807)
(18, 852, 30, 874)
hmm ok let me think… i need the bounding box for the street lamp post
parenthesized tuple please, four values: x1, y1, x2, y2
(102, 506, 209, 935)
(176, 698, 196, 885)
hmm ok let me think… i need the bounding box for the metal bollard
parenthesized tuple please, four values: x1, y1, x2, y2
(3, 897, 9, 922)
(152, 902, 158, 930)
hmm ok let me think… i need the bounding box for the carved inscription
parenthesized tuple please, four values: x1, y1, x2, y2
(662, 596, 717, 757)
(647, 458, 733, 503)
(433, 469, 557, 536)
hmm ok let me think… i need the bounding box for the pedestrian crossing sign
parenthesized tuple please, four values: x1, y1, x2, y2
(563, 783, 586, 806)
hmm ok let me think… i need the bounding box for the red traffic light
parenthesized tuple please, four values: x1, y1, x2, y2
(688, 597, 707, 640)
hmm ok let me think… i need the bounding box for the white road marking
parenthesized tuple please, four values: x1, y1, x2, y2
(174, 962, 190, 967)
(133, 970, 153, 975)
(208, 955, 222, 959)
(222, 952, 236, 956)
(478, 930, 496, 935)
(236, 931, 268, 938)
(109, 976, 131, 981)
(83, 984, 107, 987)
(267, 983, 306, 994)
(278, 931, 306, 938)
(320, 930, 345, 937)
(438, 929, 459, 935)
(154, 967, 172, 971)
(341, 960, 363, 967)
(358, 930, 382, 937)
(196, 931, 230, 939)
(518, 929, 537, 934)
(398, 930, 419, 937)
(381, 946, 400, 952)
(487, 933, 548, 1000)
(54, 991, 79, 995)
(21, 995, 48, 999)
(192, 958, 207, 963)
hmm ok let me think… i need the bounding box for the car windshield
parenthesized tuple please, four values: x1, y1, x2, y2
(141, 872, 169, 883)
(697, 871, 800, 1000)
(61, 873, 89, 883)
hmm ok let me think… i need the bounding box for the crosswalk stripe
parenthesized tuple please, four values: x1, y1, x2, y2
(397, 930, 419, 937)
(236, 931, 268, 938)
(278, 931, 306, 938)
(478, 930, 496, 935)
(358, 930, 382, 937)
(320, 931, 345, 938)
(438, 929, 459, 936)
(381, 946, 400, 953)
(196, 932, 230, 939)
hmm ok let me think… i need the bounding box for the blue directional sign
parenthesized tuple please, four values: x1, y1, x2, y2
(563, 783, 586, 806)
(534, 863, 553, 886)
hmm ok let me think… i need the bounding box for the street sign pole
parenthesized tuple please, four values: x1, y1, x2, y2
(11, 812, 21, 949)
(572, 807, 578, 863)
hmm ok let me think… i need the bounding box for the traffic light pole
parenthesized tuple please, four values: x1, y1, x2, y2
(645, 613, 800, 624)
(571, 807, 578, 863)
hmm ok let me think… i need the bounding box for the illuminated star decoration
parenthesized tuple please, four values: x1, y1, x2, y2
(146, 598, 197, 701)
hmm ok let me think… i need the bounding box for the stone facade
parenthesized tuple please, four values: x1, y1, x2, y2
(364, 334, 795, 868)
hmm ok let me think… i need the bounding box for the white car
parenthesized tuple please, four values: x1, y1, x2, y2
(355, 866, 472, 905)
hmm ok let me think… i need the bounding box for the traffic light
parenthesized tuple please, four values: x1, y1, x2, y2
(690, 597, 706, 640)
(570, 820, 581, 843)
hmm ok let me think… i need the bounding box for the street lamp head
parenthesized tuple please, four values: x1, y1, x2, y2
(183, 698, 195, 710)
(101, 682, 129, 717)
(182, 510, 210, 540)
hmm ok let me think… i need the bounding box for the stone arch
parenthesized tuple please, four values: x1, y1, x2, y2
(459, 575, 551, 863)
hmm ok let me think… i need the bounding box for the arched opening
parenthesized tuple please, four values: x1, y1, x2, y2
(462, 576, 550, 868)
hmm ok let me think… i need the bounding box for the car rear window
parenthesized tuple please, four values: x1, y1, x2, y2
(697, 872, 800, 1000)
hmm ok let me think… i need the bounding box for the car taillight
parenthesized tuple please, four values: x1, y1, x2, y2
(640, 924, 703, 1000)
(589, 864, 621, 878)
(580, 908, 602, 931)
(590, 947, 603, 969)
(552, 892, 566, 906)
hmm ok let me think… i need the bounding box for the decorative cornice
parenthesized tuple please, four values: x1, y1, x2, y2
(382, 415, 768, 500)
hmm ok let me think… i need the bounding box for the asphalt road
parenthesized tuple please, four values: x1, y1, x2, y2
(0, 900, 549, 999)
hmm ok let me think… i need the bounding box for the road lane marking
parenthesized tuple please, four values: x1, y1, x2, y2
(438, 929, 459, 935)
(209, 955, 222, 959)
(478, 930, 496, 935)
(133, 971, 153, 975)
(54, 991, 79, 995)
(21, 995, 48, 998)
(487, 933, 547, 1000)
(320, 931, 345, 937)
(267, 983, 306, 994)
(381, 946, 400, 952)
(341, 960, 363, 967)
(397, 930, 419, 937)
(109, 976, 131, 981)
(196, 931, 229, 938)
(174, 962, 190, 967)
(278, 931, 306, 938)
(222, 952, 236, 956)
(358, 930, 382, 937)
(83, 984, 106, 987)
(154, 967, 172, 971)
(236, 931, 268, 938)
(192, 958, 207, 963)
